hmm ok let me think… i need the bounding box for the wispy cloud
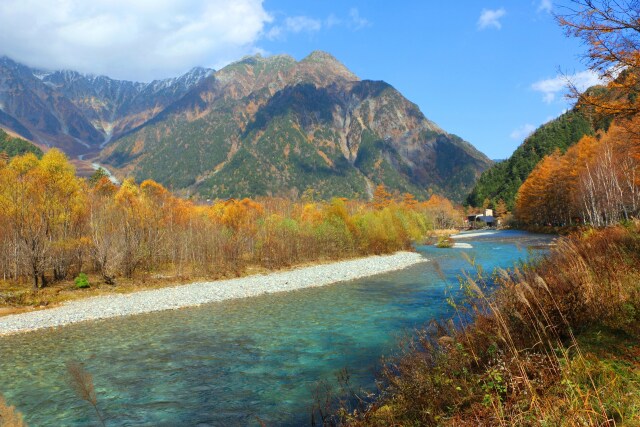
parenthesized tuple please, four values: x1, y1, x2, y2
(349, 8, 371, 30)
(531, 70, 604, 103)
(326, 13, 341, 28)
(285, 16, 322, 33)
(510, 123, 536, 140)
(266, 9, 370, 41)
(267, 15, 322, 40)
(538, 0, 553, 13)
(478, 8, 506, 30)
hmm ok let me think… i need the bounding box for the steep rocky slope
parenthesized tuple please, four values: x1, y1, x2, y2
(101, 52, 492, 200)
(0, 53, 492, 200)
(0, 56, 213, 154)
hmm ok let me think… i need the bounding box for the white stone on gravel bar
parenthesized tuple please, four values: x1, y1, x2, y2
(0, 251, 426, 336)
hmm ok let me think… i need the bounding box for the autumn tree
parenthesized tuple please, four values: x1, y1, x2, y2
(515, 151, 568, 226)
(88, 177, 121, 283)
(423, 195, 459, 229)
(113, 179, 146, 277)
(0, 151, 441, 289)
(559, 0, 640, 120)
(401, 193, 419, 209)
(89, 167, 110, 187)
(40, 150, 88, 281)
(482, 197, 491, 210)
(372, 184, 393, 209)
(516, 121, 640, 227)
(0, 150, 86, 288)
(494, 199, 508, 217)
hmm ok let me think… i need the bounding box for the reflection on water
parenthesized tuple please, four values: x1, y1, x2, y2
(0, 231, 552, 426)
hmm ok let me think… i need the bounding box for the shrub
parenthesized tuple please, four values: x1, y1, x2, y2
(74, 273, 90, 289)
(436, 235, 453, 248)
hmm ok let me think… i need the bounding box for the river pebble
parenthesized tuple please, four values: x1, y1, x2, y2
(0, 252, 426, 336)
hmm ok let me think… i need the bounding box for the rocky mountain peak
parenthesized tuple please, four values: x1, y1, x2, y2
(302, 50, 340, 63)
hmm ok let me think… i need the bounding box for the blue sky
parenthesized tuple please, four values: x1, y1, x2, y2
(0, 0, 598, 159)
(258, 1, 596, 159)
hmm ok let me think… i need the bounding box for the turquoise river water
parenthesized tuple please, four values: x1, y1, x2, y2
(0, 231, 552, 426)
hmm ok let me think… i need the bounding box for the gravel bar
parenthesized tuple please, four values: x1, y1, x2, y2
(0, 251, 426, 336)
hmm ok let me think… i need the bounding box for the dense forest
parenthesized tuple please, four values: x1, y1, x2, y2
(515, 119, 639, 227)
(0, 129, 42, 159)
(467, 110, 594, 210)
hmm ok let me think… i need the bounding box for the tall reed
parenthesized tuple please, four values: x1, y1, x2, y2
(334, 223, 640, 426)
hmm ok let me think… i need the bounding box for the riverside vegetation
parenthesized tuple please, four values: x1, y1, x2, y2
(316, 2, 640, 425)
(0, 149, 460, 309)
(329, 221, 640, 426)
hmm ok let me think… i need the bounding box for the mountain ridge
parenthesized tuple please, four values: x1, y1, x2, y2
(0, 53, 492, 201)
(0, 56, 215, 152)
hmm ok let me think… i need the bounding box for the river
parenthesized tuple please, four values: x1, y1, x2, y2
(0, 231, 551, 426)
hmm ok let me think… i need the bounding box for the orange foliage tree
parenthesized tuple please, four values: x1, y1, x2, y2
(0, 152, 467, 288)
(423, 195, 460, 229)
(516, 122, 640, 226)
(372, 184, 393, 209)
(559, 0, 640, 120)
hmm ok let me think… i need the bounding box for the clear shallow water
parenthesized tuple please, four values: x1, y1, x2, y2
(0, 231, 551, 426)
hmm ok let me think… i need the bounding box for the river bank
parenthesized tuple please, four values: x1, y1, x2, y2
(339, 224, 640, 426)
(0, 251, 425, 336)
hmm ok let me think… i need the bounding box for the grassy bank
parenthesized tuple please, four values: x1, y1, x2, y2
(335, 223, 640, 426)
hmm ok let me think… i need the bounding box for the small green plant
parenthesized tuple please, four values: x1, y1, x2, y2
(436, 235, 453, 248)
(74, 273, 90, 289)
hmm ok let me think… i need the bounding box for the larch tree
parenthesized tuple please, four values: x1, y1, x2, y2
(559, 1, 640, 120)
(372, 184, 393, 209)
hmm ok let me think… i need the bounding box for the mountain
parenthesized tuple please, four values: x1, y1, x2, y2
(467, 109, 595, 210)
(0, 56, 214, 154)
(0, 53, 492, 201)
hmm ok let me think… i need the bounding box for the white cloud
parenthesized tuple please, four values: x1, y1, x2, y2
(538, 0, 553, 13)
(284, 16, 322, 33)
(510, 124, 536, 140)
(478, 8, 506, 30)
(0, 0, 272, 81)
(266, 15, 322, 41)
(266, 26, 283, 40)
(349, 8, 371, 30)
(531, 70, 604, 103)
(326, 14, 341, 28)
(267, 9, 370, 41)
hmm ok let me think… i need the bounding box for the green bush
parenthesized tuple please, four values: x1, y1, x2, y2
(74, 273, 90, 289)
(436, 235, 453, 248)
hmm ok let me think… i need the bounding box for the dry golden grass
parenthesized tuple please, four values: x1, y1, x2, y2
(0, 395, 26, 427)
(329, 222, 640, 426)
(66, 362, 105, 427)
